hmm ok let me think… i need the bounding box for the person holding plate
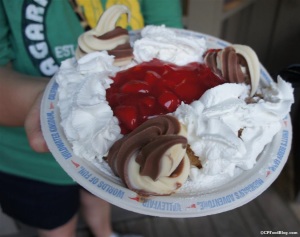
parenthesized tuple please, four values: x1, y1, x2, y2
(0, 1, 183, 237)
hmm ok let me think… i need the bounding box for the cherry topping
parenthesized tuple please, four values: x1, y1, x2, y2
(114, 105, 138, 134)
(121, 80, 150, 94)
(158, 91, 180, 112)
(106, 59, 224, 134)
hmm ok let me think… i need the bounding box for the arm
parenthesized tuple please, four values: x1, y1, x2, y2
(0, 64, 47, 125)
(0, 64, 49, 152)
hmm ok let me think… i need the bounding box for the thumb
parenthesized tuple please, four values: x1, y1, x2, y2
(24, 92, 50, 153)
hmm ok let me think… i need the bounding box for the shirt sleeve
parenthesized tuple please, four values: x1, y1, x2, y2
(0, 0, 14, 66)
(141, 0, 183, 28)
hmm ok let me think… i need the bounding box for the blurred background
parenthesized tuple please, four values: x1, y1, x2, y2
(183, 0, 300, 76)
(183, 0, 300, 205)
(1, 0, 300, 236)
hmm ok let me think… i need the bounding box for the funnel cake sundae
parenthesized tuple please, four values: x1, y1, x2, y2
(55, 5, 294, 196)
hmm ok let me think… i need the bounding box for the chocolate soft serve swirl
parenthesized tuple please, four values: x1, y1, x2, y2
(204, 44, 260, 96)
(75, 5, 133, 66)
(105, 115, 190, 196)
(204, 47, 246, 83)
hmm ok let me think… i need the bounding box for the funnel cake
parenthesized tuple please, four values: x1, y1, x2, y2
(55, 5, 294, 197)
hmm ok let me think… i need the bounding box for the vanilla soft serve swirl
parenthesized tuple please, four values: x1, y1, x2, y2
(106, 115, 190, 196)
(76, 5, 133, 66)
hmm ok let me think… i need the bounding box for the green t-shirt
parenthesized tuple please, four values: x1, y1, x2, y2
(0, 0, 183, 185)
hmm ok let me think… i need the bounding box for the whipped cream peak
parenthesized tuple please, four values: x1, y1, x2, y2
(56, 52, 122, 161)
(258, 76, 294, 118)
(133, 25, 207, 66)
(76, 51, 119, 74)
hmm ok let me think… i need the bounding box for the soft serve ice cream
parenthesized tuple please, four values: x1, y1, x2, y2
(76, 4, 133, 66)
(106, 115, 190, 196)
(204, 45, 260, 96)
(55, 5, 294, 196)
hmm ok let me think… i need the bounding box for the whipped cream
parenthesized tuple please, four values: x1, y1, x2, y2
(56, 52, 122, 161)
(174, 76, 294, 187)
(133, 25, 206, 65)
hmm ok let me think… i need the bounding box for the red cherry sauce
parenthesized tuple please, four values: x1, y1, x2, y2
(106, 59, 224, 134)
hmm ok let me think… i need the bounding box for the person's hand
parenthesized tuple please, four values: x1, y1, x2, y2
(24, 91, 50, 153)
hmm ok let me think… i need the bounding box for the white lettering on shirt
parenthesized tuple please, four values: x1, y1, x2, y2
(34, 0, 48, 7)
(29, 42, 48, 59)
(40, 57, 59, 76)
(23, 0, 60, 76)
(25, 24, 44, 40)
(26, 4, 44, 22)
(54, 45, 76, 58)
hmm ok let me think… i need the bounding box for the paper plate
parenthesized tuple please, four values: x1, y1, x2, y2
(41, 29, 292, 218)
